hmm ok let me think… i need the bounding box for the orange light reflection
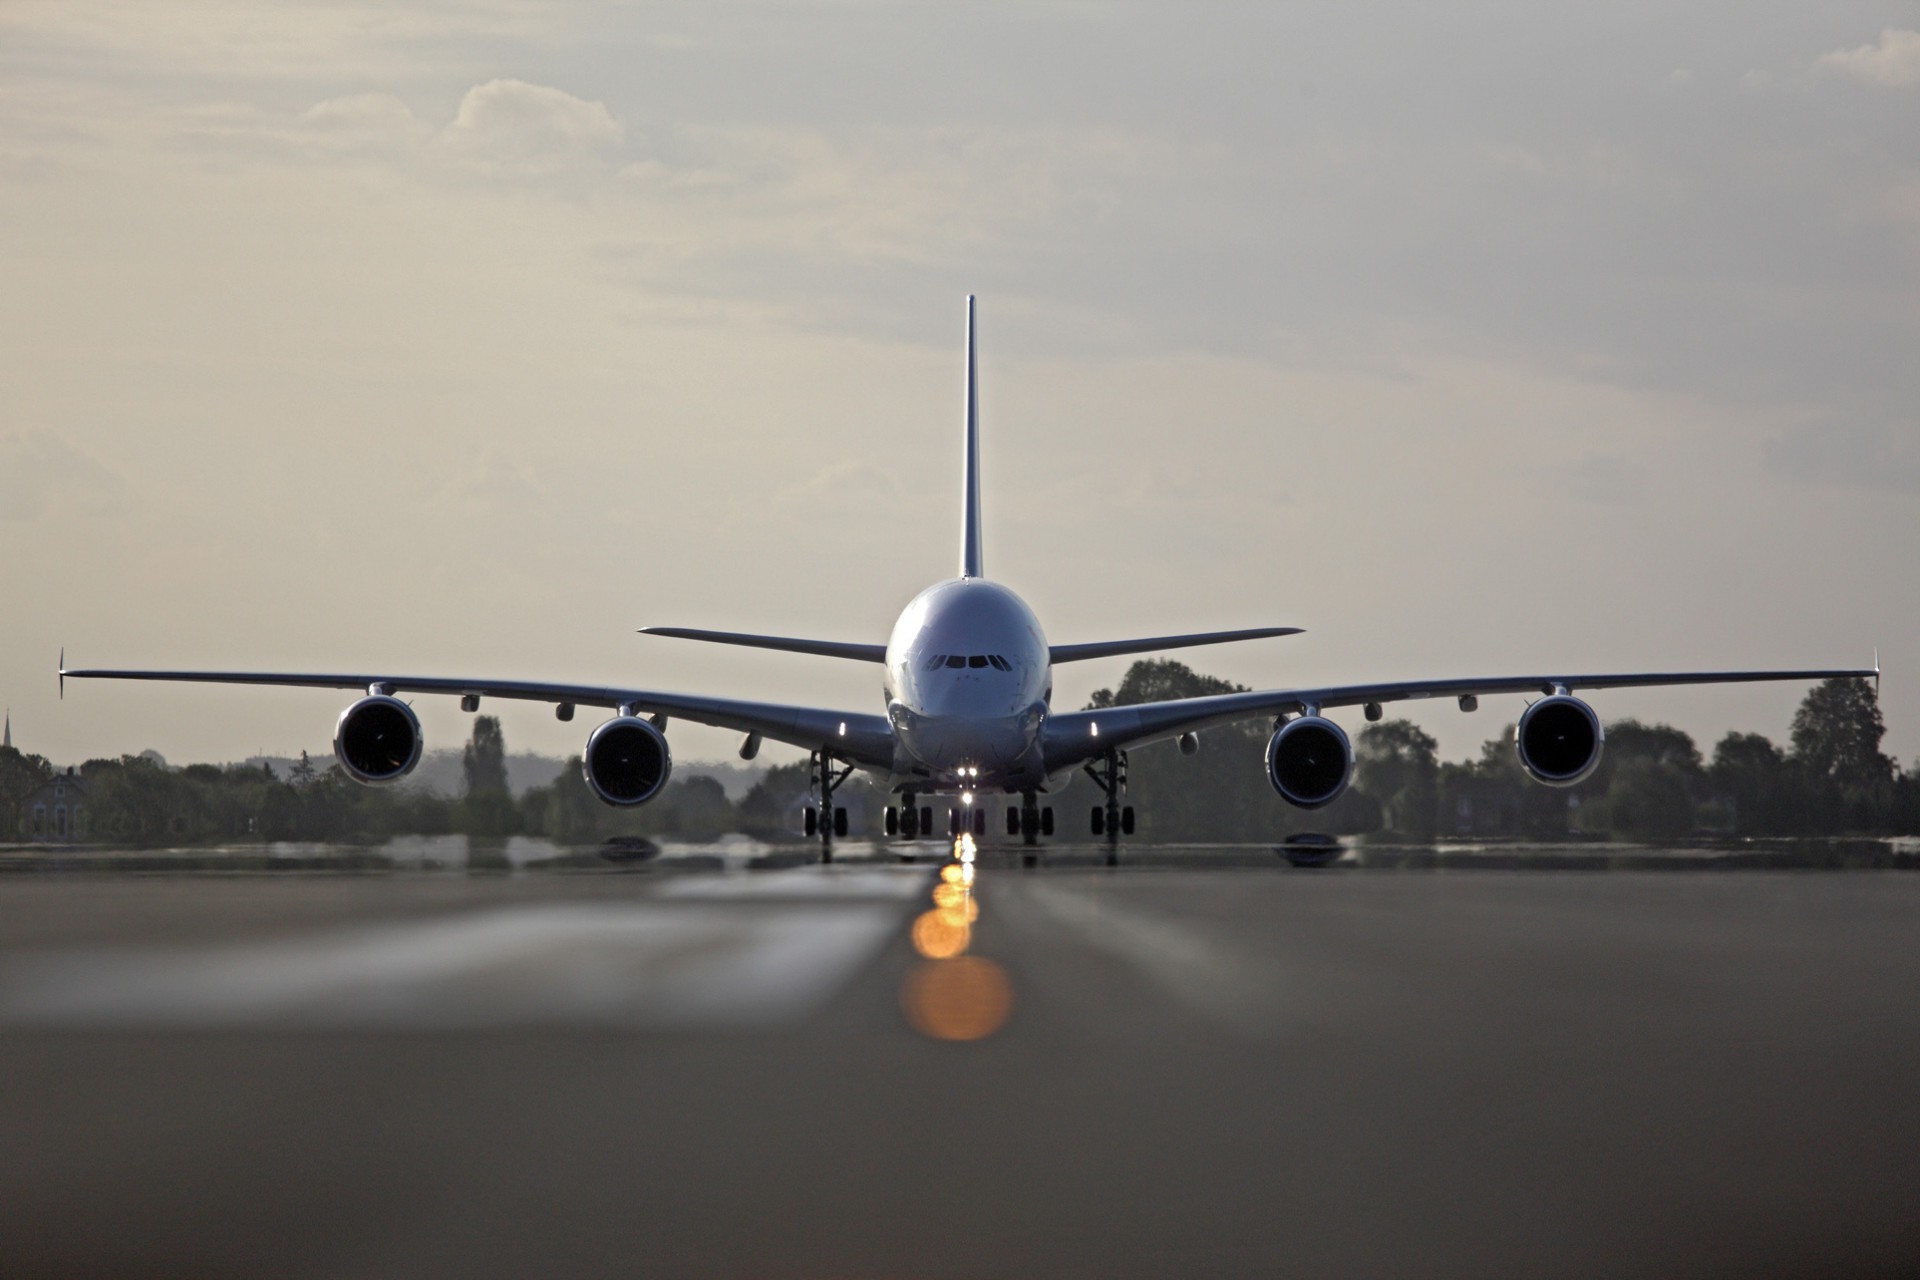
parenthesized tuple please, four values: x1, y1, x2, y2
(901, 956, 1014, 1041)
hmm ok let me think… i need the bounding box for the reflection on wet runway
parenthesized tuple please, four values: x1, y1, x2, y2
(901, 834, 1014, 1041)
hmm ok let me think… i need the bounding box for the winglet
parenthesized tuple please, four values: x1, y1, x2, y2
(58, 647, 65, 701)
(1874, 647, 1881, 695)
(960, 295, 984, 580)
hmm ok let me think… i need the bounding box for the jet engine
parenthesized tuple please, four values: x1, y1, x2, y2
(1515, 694, 1604, 786)
(582, 716, 673, 806)
(1266, 715, 1353, 810)
(333, 695, 424, 784)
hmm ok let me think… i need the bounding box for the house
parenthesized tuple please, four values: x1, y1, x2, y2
(25, 768, 87, 843)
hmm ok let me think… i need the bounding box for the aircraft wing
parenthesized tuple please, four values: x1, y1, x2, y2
(59, 665, 897, 769)
(638, 628, 887, 663)
(1041, 666, 1878, 773)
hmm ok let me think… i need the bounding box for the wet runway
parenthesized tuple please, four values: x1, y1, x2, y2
(2, 838, 1919, 1278)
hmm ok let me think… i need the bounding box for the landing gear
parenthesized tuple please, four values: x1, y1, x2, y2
(810, 748, 853, 863)
(1083, 749, 1131, 865)
(1015, 790, 1053, 867)
(900, 792, 919, 839)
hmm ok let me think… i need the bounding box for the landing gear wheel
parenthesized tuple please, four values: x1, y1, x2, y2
(804, 806, 818, 838)
(1007, 808, 1022, 837)
(1040, 807, 1054, 837)
(885, 806, 899, 837)
(1121, 806, 1135, 836)
(833, 807, 849, 838)
(1091, 806, 1105, 836)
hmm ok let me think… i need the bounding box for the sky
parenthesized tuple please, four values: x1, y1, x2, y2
(2, 0, 1916, 778)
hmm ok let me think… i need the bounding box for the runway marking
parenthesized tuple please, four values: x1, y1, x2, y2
(656, 866, 932, 900)
(0, 902, 901, 1030)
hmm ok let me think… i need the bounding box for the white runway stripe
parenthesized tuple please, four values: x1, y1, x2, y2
(656, 866, 932, 900)
(0, 903, 900, 1029)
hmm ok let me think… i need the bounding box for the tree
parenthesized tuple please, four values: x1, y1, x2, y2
(1608, 757, 1696, 840)
(739, 761, 811, 838)
(1790, 677, 1895, 832)
(462, 717, 511, 796)
(1791, 678, 1893, 788)
(1708, 732, 1800, 836)
(1356, 719, 1438, 838)
(459, 716, 517, 837)
(1588, 720, 1702, 839)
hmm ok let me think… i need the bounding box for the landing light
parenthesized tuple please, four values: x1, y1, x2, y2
(962, 791, 973, 805)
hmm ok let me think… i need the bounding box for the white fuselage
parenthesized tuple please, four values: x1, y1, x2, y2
(883, 578, 1055, 795)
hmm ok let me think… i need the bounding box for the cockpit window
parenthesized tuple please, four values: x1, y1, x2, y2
(989, 655, 1011, 671)
(969, 655, 989, 669)
(945, 655, 967, 669)
(924, 654, 946, 671)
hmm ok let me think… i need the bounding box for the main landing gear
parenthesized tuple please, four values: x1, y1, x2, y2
(1009, 790, 1054, 867)
(803, 749, 853, 863)
(884, 793, 935, 843)
(1084, 749, 1134, 866)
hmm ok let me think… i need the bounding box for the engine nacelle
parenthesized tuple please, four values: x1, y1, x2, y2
(582, 716, 673, 807)
(333, 695, 424, 784)
(1515, 695, 1605, 787)
(1266, 715, 1353, 810)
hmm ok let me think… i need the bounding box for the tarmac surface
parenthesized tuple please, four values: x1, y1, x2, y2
(2, 837, 1919, 1278)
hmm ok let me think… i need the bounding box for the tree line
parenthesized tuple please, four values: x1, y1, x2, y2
(3, 666, 1913, 845)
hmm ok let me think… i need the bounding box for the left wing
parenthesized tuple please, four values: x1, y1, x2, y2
(59, 665, 896, 769)
(1042, 666, 1878, 773)
(1049, 627, 1303, 664)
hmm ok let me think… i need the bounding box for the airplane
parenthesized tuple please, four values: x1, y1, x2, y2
(61, 297, 1876, 863)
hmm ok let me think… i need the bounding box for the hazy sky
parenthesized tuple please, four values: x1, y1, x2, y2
(3, 1, 1915, 777)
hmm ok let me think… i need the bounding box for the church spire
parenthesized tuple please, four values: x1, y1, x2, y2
(3, 709, 10, 751)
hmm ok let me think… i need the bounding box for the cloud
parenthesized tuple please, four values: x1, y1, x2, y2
(1766, 419, 1920, 495)
(294, 93, 428, 152)
(1818, 28, 1920, 88)
(0, 431, 125, 521)
(1562, 453, 1649, 506)
(444, 79, 624, 165)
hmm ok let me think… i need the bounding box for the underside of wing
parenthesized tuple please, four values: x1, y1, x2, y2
(1048, 627, 1304, 664)
(1042, 665, 1878, 772)
(639, 627, 887, 663)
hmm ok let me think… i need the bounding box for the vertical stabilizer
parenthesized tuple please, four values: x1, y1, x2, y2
(961, 295, 984, 579)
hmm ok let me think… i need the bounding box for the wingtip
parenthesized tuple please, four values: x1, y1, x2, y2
(58, 647, 65, 700)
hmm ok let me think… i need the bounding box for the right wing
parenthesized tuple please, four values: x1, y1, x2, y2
(639, 628, 887, 663)
(59, 665, 897, 769)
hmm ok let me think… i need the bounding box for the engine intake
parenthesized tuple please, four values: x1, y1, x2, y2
(333, 695, 423, 784)
(583, 716, 673, 806)
(1266, 716, 1353, 810)
(1515, 695, 1604, 786)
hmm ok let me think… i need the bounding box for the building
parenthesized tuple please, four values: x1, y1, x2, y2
(25, 768, 87, 843)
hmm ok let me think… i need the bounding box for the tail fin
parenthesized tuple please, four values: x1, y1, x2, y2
(960, 295, 984, 579)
